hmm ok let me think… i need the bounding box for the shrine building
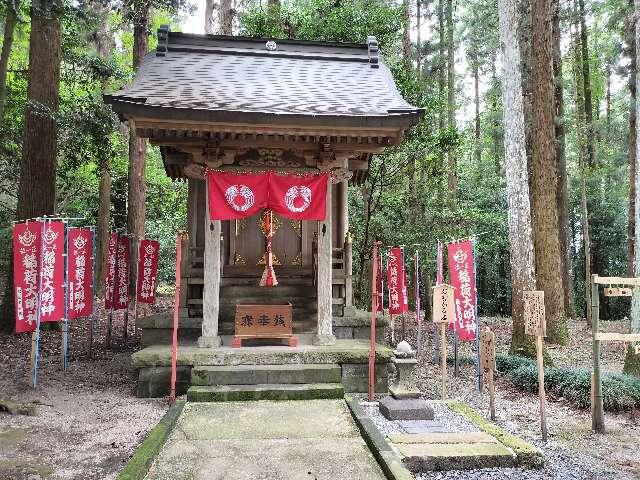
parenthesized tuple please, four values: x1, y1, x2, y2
(105, 27, 422, 397)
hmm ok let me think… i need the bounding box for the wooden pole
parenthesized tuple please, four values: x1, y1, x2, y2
(591, 274, 605, 432)
(369, 241, 379, 401)
(89, 228, 96, 359)
(390, 314, 395, 345)
(169, 231, 183, 402)
(441, 322, 447, 399)
(488, 368, 496, 420)
(62, 223, 69, 370)
(29, 332, 36, 383)
(453, 329, 459, 376)
(535, 333, 548, 442)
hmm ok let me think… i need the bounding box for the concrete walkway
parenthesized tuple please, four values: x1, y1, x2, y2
(144, 399, 387, 480)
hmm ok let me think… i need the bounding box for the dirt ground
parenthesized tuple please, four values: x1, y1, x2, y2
(1, 305, 639, 480)
(0, 299, 172, 480)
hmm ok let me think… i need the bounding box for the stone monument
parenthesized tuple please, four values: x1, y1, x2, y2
(379, 341, 434, 420)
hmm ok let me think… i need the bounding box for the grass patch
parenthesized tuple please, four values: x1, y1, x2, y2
(117, 400, 185, 480)
(497, 354, 640, 411)
(446, 400, 543, 468)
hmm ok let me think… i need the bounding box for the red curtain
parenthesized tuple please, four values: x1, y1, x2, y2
(67, 228, 93, 319)
(206, 170, 329, 221)
(207, 171, 268, 219)
(137, 239, 160, 304)
(269, 172, 328, 220)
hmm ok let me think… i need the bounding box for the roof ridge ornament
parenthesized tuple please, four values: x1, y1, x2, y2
(367, 36, 379, 69)
(157, 24, 170, 57)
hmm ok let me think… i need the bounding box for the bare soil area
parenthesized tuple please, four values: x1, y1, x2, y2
(0, 298, 172, 480)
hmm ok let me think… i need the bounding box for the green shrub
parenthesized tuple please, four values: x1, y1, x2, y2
(497, 354, 640, 412)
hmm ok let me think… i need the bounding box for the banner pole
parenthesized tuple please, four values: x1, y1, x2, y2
(62, 223, 69, 370)
(415, 250, 422, 357)
(133, 237, 141, 345)
(170, 230, 183, 403)
(473, 239, 481, 391)
(369, 240, 379, 402)
(33, 218, 47, 387)
(89, 228, 96, 359)
(433, 242, 442, 364)
(453, 328, 458, 376)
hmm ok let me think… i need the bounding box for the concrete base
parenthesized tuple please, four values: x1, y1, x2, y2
(197, 335, 222, 348)
(379, 397, 434, 421)
(313, 333, 337, 346)
(137, 366, 191, 398)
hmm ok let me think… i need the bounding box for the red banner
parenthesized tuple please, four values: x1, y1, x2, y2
(386, 247, 408, 315)
(104, 232, 118, 309)
(136, 239, 160, 304)
(13, 222, 41, 333)
(269, 173, 328, 220)
(40, 221, 65, 323)
(447, 240, 478, 341)
(114, 235, 130, 310)
(206, 171, 268, 220)
(68, 228, 93, 319)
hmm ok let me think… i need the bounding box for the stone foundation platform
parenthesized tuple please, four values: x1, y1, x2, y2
(133, 339, 392, 398)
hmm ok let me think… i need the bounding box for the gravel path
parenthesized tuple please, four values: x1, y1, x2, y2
(384, 316, 640, 479)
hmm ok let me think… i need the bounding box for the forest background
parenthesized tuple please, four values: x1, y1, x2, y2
(0, 0, 638, 370)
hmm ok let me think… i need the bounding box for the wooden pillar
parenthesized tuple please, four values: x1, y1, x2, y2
(338, 180, 349, 244)
(187, 179, 198, 250)
(344, 233, 354, 309)
(314, 181, 336, 345)
(198, 181, 222, 348)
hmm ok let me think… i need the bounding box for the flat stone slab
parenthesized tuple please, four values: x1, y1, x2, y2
(398, 420, 446, 433)
(394, 441, 516, 472)
(144, 400, 386, 480)
(389, 432, 499, 444)
(132, 339, 393, 368)
(389, 385, 422, 399)
(379, 396, 434, 421)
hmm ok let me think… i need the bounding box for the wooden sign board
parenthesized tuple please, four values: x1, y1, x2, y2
(233, 303, 296, 347)
(523, 290, 546, 337)
(480, 328, 496, 371)
(432, 284, 455, 324)
(604, 287, 632, 297)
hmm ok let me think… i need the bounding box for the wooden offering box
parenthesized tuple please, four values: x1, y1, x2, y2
(232, 303, 297, 348)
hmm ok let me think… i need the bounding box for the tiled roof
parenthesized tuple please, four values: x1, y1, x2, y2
(106, 29, 421, 121)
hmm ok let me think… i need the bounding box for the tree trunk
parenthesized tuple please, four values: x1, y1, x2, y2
(624, 0, 640, 377)
(474, 58, 481, 169)
(403, 0, 411, 67)
(446, 0, 456, 202)
(0, 0, 18, 120)
(416, 0, 421, 78)
(578, 0, 595, 166)
(93, 0, 112, 296)
(0, 0, 62, 332)
(437, 0, 446, 204)
(128, 2, 150, 291)
(552, 0, 572, 317)
(532, 0, 568, 344)
(572, 1, 591, 324)
(219, 0, 233, 35)
(205, 0, 215, 34)
(498, 0, 537, 356)
(518, 0, 533, 200)
(628, 0, 637, 278)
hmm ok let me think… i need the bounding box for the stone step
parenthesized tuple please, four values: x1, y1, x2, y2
(191, 364, 342, 386)
(186, 383, 345, 402)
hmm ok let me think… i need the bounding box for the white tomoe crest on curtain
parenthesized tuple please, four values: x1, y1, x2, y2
(225, 185, 255, 212)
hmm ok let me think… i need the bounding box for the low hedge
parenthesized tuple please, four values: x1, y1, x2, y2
(496, 354, 640, 411)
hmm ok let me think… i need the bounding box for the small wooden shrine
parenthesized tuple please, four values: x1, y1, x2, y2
(105, 27, 421, 348)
